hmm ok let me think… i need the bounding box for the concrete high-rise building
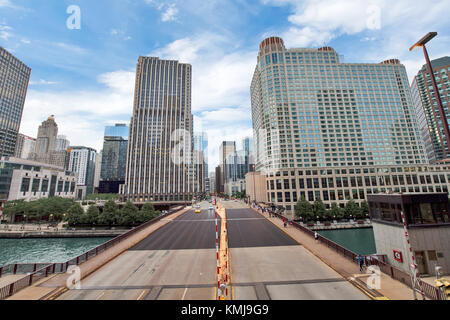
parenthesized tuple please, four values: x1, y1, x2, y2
(28, 116, 69, 169)
(215, 166, 222, 194)
(68, 146, 97, 199)
(56, 135, 70, 152)
(249, 37, 436, 214)
(0, 47, 32, 158)
(194, 132, 208, 195)
(94, 151, 102, 191)
(14, 134, 36, 159)
(219, 141, 236, 193)
(100, 124, 129, 194)
(411, 56, 450, 163)
(120, 57, 196, 202)
(209, 171, 216, 194)
(223, 139, 255, 196)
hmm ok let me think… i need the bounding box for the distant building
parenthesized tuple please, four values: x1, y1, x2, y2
(68, 146, 97, 199)
(55, 135, 70, 152)
(0, 157, 77, 202)
(28, 116, 69, 169)
(0, 47, 32, 158)
(99, 124, 128, 194)
(94, 151, 102, 191)
(14, 134, 36, 159)
(411, 56, 450, 163)
(214, 166, 224, 194)
(209, 171, 216, 194)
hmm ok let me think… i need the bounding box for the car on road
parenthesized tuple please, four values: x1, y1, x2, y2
(194, 205, 201, 214)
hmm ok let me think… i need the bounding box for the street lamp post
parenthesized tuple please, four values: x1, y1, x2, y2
(410, 32, 450, 158)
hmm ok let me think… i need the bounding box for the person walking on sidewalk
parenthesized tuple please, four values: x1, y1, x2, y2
(357, 255, 365, 272)
(314, 232, 319, 242)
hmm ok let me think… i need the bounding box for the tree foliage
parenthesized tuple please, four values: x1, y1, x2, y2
(295, 196, 314, 221)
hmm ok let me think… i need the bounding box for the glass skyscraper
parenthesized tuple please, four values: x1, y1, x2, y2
(0, 47, 31, 157)
(99, 124, 129, 194)
(411, 56, 450, 163)
(251, 37, 427, 173)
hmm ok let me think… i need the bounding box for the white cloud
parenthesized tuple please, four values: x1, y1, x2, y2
(161, 4, 178, 22)
(0, 24, 12, 40)
(144, 1, 179, 22)
(29, 79, 58, 86)
(0, 0, 14, 8)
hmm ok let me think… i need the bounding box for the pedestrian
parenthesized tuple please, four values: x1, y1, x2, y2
(358, 255, 364, 272)
(314, 232, 319, 242)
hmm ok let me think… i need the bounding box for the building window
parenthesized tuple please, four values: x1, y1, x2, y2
(20, 178, 30, 193)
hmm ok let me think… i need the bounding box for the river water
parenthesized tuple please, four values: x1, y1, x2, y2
(318, 228, 377, 256)
(0, 238, 113, 266)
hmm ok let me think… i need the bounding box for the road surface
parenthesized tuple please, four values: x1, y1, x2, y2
(223, 200, 369, 300)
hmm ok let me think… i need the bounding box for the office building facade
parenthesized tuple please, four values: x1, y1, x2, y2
(68, 146, 97, 199)
(0, 157, 77, 202)
(100, 124, 129, 194)
(249, 37, 438, 214)
(120, 57, 196, 202)
(28, 116, 69, 169)
(14, 133, 36, 159)
(411, 56, 450, 163)
(0, 47, 32, 158)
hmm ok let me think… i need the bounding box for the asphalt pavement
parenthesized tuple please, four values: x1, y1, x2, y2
(131, 205, 220, 251)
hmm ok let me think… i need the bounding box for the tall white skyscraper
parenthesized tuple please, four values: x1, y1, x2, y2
(121, 57, 199, 202)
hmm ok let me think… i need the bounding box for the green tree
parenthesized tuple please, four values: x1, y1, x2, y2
(138, 203, 159, 223)
(313, 198, 326, 219)
(98, 200, 119, 225)
(328, 203, 344, 220)
(86, 205, 100, 225)
(360, 201, 369, 219)
(344, 199, 362, 219)
(119, 201, 139, 226)
(65, 203, 84, 226)
(295, 196, 314, 221)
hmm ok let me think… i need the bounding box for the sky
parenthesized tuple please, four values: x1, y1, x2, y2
(0, 0, 449, 170)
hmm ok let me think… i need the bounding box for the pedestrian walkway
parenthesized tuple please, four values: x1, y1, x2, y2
(7, 207, 191, 300)
(253, 208, 418, 300)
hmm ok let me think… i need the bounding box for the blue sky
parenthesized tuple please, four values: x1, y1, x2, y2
(0, 0, 449, 168)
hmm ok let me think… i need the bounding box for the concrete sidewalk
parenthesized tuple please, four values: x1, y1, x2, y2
(7, 207, 191, 300)
(253, 207, 418, 300)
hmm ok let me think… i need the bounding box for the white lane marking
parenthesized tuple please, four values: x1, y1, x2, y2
(96, 292, 105, 300)
(181, 287, 188, 300)
(137, 290, 147, 300)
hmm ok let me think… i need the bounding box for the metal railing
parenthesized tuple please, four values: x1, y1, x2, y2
(0, 206, 185, 300)
(366, 254, 444, 300)
(254, 204, 442, 300)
